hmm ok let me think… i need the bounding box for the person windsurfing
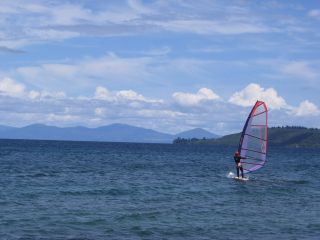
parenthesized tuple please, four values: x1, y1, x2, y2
(234, 151, 245, 178)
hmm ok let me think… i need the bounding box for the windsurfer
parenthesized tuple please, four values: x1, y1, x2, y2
(234, 151, 245, 178)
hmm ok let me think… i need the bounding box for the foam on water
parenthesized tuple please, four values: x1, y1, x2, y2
(227, 171, 235, 178)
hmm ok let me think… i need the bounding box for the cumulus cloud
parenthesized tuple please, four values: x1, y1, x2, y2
(27, 89, 66, 100)
(117, 90, 148, 102)
(172, 88, 220, 107)
(0, 77, 319, 133)
(0, 77, 25, 97)
(94, 86, 113, 101)
(94, 86, 163, 104)
(117, 90, 163, 103)
(228, 83, 287, 109)
(291, 100, 320, 117)
(0, 77, 67, 101)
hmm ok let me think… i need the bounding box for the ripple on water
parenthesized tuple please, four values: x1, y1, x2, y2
(0, 141, 319, 239)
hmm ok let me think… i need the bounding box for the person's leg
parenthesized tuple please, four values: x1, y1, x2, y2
(240, 166, 244, 178)
(236, 166, 239, 177)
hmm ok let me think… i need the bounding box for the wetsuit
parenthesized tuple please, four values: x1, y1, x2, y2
(234, 155, 244, 178)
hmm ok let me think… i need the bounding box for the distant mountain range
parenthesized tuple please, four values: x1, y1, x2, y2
(0, 123, 218, 143)
(174, 126, 320, 148)
(1, 124, 318, 147)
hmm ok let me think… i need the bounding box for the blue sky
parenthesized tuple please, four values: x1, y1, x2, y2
(0, 0, 319, 134)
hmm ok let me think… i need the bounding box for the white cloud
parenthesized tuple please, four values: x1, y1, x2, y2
(94, 86, 113, 101)
(16, 54, 152, 91)
(40, 90, 66, 99)
(0, 0, 285, 50)
(0, 77, 68, 101)
(0, 81, 319, 133)
(17, 63, 78, 81)
(127, 0, 154, 15)
(137, 109, 186, 118)
(116, 90, 148, 102)
(94, 107, 106, 117)
(50, 4, 93, 25)
(157, 20, 270, 35)
(281, 61, 317, 80)
(172, 88, 220, 107)
(116, 90, 162, 103)
(48, 1, 150, 26)
(94, 86, 162, 104)
(228, 83, 287, 109)
(47, 113, 80, 123)
(0, 77, 25, 97)
(25, 29, 80, 41)
(0, 2, 131, 48)
(27, 90, 66, 100)
(291, 100, 320, 117)
(144, 46, 171, 56)
(28, 90, 40, 99)
(308, 9, 320, 19)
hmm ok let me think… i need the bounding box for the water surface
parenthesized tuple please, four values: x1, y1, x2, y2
(0, 140, 319, 239)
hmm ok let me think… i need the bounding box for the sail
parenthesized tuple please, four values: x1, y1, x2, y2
(238, 101, 268, 173)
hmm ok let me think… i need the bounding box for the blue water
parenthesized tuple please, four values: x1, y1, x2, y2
(0, 140, 319, 239)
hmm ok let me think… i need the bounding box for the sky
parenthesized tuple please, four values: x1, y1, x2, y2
(0, 0, 320, 135)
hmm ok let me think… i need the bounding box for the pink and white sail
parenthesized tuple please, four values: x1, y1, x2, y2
(238, 101, 268, 173)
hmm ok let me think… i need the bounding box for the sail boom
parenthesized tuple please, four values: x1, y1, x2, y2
(244, 133, 267, 141)
(252, 110, 267, 117)
(241, 147, 266, 155)
(244, 156, 265, 161)
(241, 162, 264, 166)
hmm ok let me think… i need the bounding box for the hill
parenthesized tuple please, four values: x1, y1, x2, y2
(0, 123, 173, 143)
(0, 124, 218, 143)
(173, 126, 320, 148)
(174, 128, 219, 139)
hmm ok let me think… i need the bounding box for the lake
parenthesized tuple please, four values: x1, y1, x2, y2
(0, 139, 319, 239)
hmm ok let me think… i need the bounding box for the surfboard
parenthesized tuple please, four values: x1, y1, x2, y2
(234, 176, 249, 181)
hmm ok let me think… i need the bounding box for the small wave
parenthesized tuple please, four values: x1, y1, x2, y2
(17, 172, 57, 178)
(80, 219, 108, 226)
(107, 188, 130, 196)
(130, 226, 154, 237)
(117, 211, 160, 222)
(307, 223, 320, 230)
(60, 188, 130, 196)
(289, 180, 310, 184)
(277, 179, 311, 185)
(30, 173, 49, 178)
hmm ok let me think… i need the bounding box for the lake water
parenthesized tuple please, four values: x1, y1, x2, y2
(0, 139, 319, 239)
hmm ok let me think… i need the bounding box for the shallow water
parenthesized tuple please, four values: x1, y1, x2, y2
(0, 140, 319, 239)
